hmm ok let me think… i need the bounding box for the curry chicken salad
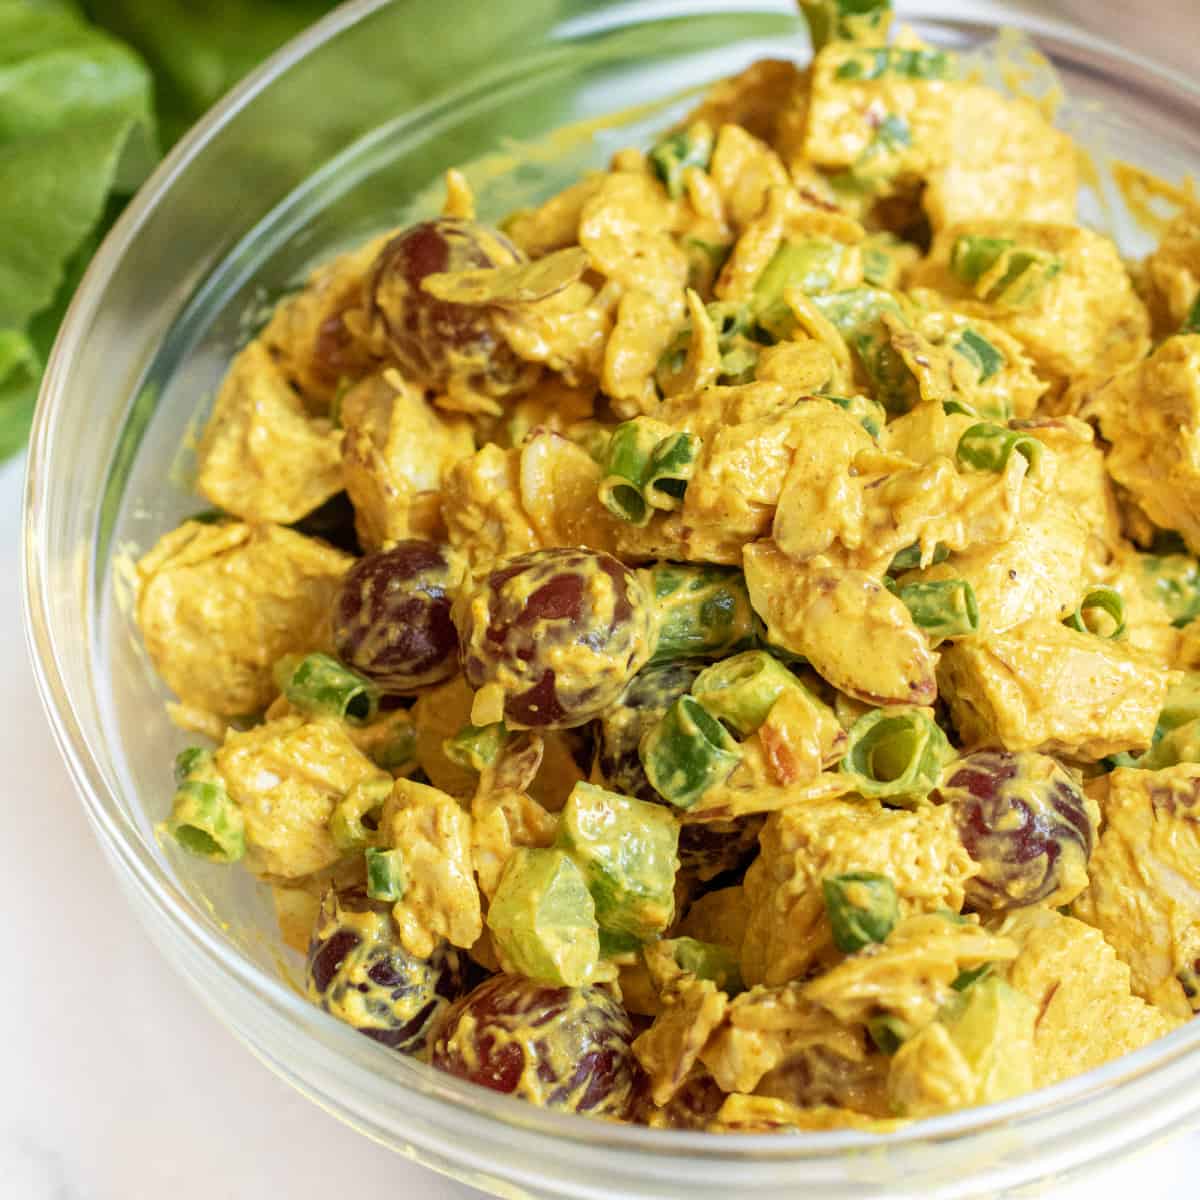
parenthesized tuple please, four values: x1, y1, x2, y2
(135, 0, 1200, 1132)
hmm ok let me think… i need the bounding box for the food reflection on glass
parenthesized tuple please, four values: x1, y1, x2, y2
(134, 0, 1200, 1132)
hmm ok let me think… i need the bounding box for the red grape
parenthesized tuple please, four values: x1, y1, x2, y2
(431, 973, 638, 1117)
(332, 541, 461, 693)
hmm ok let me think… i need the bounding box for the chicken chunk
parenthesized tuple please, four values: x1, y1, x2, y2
(339, 369, 474, 551)
(633, 977, 730, 1106)
(903, 497, 1089, 636)
(1001, 908, 1179, 1084)
(740, 800, 977, 986)
(259, 235, 385, 410)
(136, 521, 351, 718)
(937, 618, 1171, 760)
(923, 90, 1076, 231)
(910, 222, 1149, 397)
(195, 341, 344, 524)
(802, 914, 1017, 1030)
(441, 444, 541, 572)
(1140, 203, 1200, 336)
(1072, 765, 1200, 1019)
(215, 714, 385, 880)
(379, 778, 482, 959)
(1088, 336, 1200, 557)
(745, 542, 936, 707)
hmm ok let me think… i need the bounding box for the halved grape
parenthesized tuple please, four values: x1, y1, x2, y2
(430, 973, 638, 1116)
(306, 890, 466, 1053)
(332, 541, 462, 694)
(366, 218, 536, 399)
(456, 548, 655, 728)
(936, 750, 1097, 911)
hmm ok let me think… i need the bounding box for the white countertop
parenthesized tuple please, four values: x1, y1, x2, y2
(3, 460, 1198, 1200)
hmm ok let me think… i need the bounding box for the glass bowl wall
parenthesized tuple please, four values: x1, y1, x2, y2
(25, 2, 1200, 1196)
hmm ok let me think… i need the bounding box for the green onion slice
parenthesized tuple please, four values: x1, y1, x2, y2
(1183, 291, 1200, 336)
(867, 1014, 913, 1055)
(275, 652, 379, 725)
(894, 579, 979, 638)
(1065, 586, 1126, 640)
(841, 706, 951, 805)
(956, 422, 1045, 475)
(648, 563, 759, 665)
(888, 542, 950, 573)
(639, 695, 743, 810)
(949, 235, 1062, 307)
(649, 121, 714, 200)
(329, 775, 394, 853)
(645, 432, 701, 511)
(834, 45, 955, 81)
(365, 846, 407, 902)
(598, 420, 660, 526)
(822, 871, 899, 953)
(800, 0, 893, 50)
(167, 780, 245, 864)
(953, 327, 1005, 384)
(692, 650, 804, 737)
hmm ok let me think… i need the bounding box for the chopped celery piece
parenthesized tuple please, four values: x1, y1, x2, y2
(1136, 717, 1200, 771)
(949, 235, 1062, 307)
(801, 0, 893, 50)
(841, 707, 951, 804)
(557, 781, 679, 951)
(664, 937, 745, 994)
(1141, 553, 1200, 627)
(1157, 673, 1200, 736)
(754, 238, 849, 316)
(822, 872, 899, 953)
(639, 695, 743, 809)
(938, 976, 1037, 1104)
(811, 288, 918, 413)
(487, 848, 601, 987)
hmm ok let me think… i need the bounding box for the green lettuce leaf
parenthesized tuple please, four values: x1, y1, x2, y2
(83, 0, 339, 146)
(0, 0, 157, 455)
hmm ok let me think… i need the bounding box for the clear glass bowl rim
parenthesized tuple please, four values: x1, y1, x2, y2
(22, 0, 1200, 1189)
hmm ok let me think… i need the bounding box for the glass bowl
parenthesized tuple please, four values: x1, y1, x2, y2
(23, 2, 1200, 1196)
